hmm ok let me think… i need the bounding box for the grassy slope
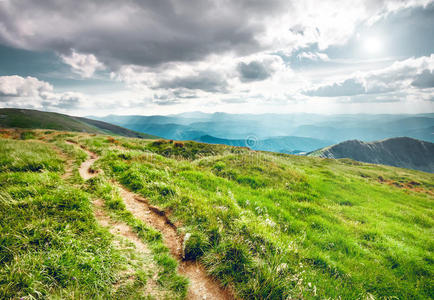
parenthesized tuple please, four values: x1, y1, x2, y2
(0, 108, 158, 139)
(1, 130, 433, 299)
(0, 132, 186, 299)
(80, 136, 433, 299)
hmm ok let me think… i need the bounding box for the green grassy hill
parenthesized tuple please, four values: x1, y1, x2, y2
(0, 108, 158, 139)
(0, 130, 433, 299)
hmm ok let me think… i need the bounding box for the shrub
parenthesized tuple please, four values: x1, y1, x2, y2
(106, 137, 119, 144)
(151, 139, 168, 146)
(117, 152, 132, 160)
(20, 131, 35, 140)
(203, 238, 254, 287)
(158, 184, 176, 197)
(213, 162, 226, 172)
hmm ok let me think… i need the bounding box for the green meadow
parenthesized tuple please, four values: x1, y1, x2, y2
(0, 129, 433, 299)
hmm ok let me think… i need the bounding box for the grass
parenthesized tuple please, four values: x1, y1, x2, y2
(0, 108, 101, 132)
(80, 133, 432, 299)
(1, 130, 433, 299)
(86, 175, 189, 298)
(0, 134, 185, 299)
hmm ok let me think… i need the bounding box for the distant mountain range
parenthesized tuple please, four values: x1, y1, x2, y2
(308, 137, 434, 173)
(90, 112, 434, 153)
(0, 108, 158, 139)
(195, 135, 333, 154)
(2, 108, 434, 172)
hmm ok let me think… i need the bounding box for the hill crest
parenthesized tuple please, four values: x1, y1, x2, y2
(309, 137, 434, 173)
(0, 108, 158, 139)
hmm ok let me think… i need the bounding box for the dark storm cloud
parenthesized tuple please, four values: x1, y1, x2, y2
(0, 0, 288, 68)
(411, 69, 434, 88)
(157, 71, 228, 93)
(237, 61, 272, 82)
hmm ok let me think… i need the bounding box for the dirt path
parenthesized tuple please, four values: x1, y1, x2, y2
(65, 140, 100, 180)
(93, 198, 150, 253)
(117, 185, 233, 300)
(94, 198, 171, 298)
(72, 141, 234, 300)
(78, 152, 99, 180)
(61, 141, 170, 298)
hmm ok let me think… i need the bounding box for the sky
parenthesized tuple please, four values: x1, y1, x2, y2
(0, 0, 433, 116)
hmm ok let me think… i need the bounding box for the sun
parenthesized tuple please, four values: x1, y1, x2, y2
(363, 36, 383, 55)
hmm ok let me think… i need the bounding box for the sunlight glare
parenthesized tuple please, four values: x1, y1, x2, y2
(363, 36, 383, 55)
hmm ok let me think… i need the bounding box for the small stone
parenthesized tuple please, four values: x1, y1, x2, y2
(182, 233, 191, 259)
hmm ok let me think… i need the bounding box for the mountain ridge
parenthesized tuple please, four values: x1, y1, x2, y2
(308, 137, 434, 173)
(90, 112, 434, 145)
(0, 108, 158, 139)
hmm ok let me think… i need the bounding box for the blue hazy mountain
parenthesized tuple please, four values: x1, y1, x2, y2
(90, 112, 434, 153)
(195, 135, 333, 154)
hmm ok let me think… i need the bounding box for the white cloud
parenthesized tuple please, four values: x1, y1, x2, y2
(110, 52, 295, 107)
(60, 50, 105, 78)
(0, 75, 53, 97)
(297, 52, 330, 62)
(0, 75, 87, 110)
(304, 54, 434, 97)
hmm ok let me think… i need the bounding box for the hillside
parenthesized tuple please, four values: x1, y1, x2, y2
(309, 137, 434, 173)
(0, 108, 158, 138)
(0, 129, 432, 299)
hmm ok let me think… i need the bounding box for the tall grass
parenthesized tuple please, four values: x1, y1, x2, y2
(2, 131, 433, 299)
(0, 137, 185, 299)
(86, 134, 433, 299)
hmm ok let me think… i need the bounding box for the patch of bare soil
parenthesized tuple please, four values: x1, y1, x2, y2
(75, 143, 234, 300)
(377, 176, 434, 196)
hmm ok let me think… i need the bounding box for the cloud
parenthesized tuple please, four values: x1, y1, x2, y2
(60, 50, 105, 78)
(157, 70, 228, 92)
(237, 61, 272, 82)
(0, 75, 52, 97)
(0, 0, 430, 70)
(411, 69, 434, 88)
(0, 0, 432, 115)
(304, 78, 366, 97)
(44, 92, 87, 109)
(0, 75, 85, 110)
(304, 54, 434, 97)
(0, 0, 268, 68)
(296, 51, 330, 62)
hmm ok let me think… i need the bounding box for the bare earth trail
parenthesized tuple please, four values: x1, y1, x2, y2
(63, 141, 167, 297)
(69, 141, 233, 300)
(92, 199, 166, 298)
